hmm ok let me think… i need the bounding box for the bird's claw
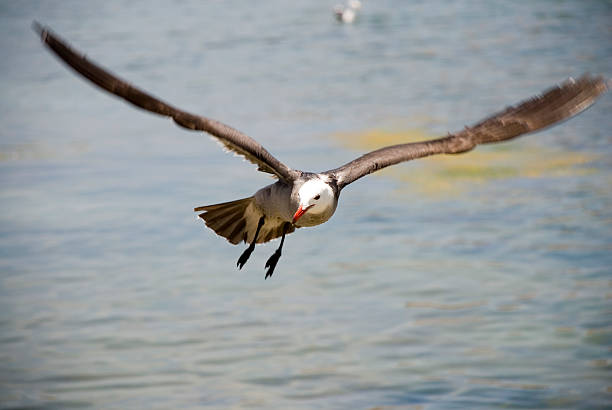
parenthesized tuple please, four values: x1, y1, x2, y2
(264, 250, 281, 279)
(237, 245, 254, 270)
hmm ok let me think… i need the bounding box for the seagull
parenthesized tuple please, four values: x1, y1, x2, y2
(334, 6, 356, 23)
(334, 0, 362, 23)
(34, 23, 608, 279)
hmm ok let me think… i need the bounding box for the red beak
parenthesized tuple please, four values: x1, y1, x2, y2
(292, 204, 313, 223)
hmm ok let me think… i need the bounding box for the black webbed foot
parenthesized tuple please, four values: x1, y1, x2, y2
(263, 222, 290, 279)
(236, 216, 265, 270)
(237, 244, 255, 270)
(264, 249, 282, 279)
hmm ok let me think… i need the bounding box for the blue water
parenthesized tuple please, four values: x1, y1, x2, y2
(1, 1, 611, 408)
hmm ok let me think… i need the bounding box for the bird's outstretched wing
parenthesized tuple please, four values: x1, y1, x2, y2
(325, 75, 608, 189)
(33, 22, 298, 183)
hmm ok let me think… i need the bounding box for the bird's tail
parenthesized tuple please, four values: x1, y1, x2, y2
(195, 197, 255, 245)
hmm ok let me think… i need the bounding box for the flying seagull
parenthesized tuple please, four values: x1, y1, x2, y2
(334, 0, 362, 23)
(34, 23, 608, 279)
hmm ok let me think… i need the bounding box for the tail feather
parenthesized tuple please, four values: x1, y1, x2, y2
(195, 197, 296, 245)
(195, 197, 255, 245)
(228, 218, 247, 244)
(194, 198, 248, 213)
(203, 209, 245, 234)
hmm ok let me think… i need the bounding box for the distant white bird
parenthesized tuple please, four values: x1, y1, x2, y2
(34, 23, 608, 279)
(334, 0, 361, 23)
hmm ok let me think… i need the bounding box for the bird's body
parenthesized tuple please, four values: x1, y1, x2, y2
(254, 176, 338, 229)
(334, 0, 362, 23)
(197, 175, 338, 246)
(334, 7, 356, 23)
(34, 23, 608, 279)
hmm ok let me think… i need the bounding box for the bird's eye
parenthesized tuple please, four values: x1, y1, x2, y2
(314, 194, 320, 200)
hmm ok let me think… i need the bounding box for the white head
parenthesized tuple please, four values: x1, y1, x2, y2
(293, 179, 335, 223)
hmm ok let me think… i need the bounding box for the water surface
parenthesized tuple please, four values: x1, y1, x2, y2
(1, 1, 611, 408)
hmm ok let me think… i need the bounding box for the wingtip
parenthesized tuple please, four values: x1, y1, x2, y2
(589, 74, 609, 96)
(564, 73, 609, 100)
(582, 73, 608, 91)
(31, 20, 47, 41)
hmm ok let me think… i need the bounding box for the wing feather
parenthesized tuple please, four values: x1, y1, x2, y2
(325, 75, 607, 189)
(33, 22, 297, 183)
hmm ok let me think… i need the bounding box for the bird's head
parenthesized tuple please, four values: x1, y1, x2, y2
(293, 179, 335, 224)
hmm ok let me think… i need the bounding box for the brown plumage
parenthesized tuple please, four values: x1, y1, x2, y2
(195, 197, 296, 245)
(31, 22, 297, 184)
(195, 198, 254, 245)
(324, 75, 609, 189)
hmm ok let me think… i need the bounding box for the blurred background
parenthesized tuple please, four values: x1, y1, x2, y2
(1, 1, 611, 408)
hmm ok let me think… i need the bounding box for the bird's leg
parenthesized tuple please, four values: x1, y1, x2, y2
(237, 216, 265, 269)
(264, 222, 291, 279)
